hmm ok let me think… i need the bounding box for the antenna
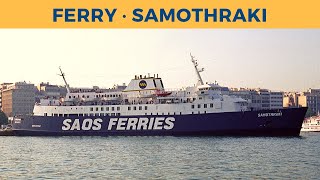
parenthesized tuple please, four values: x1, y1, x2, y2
(190, 53, 204, 85)
(58, 66, 71, 93)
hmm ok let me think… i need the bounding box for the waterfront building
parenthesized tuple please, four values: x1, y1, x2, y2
(269, 91, 284, 109)
(229, 88, 262, 110)
(0, 83, 13, 111)
(35, 82, 67, 103)
(1, 82, 36, 117)
(298, 89, 320, 114)
(37, 82, 65, 97)
(229, 88, 283, 110)
(283, 92, 300, 108)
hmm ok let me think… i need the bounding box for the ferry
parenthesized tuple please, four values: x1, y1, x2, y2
(301, 114, 320, 132)
(7, 55, 307, 136)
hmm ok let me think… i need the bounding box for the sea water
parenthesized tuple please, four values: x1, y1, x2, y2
(0, 133, 319, 179)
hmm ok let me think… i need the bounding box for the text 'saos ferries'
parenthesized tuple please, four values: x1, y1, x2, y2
(9, 54, 307, 136)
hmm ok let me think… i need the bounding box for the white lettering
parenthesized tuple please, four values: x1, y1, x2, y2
(70, 119, 81, 130)
(106, 117, 176, 131)
(258, 112, 282, 118)
(82, 118, 93, 130)
(154, 117, 164, 130)
(148, 117, 154, 130)
(164, 117, 175, 130)
(108, 118, 118, 130)
(137, 118, 148, 130)
(92, 118, 102, 130)
(62, 119, 72, 130)
(126, 118, 138, 130)
(116, 118, 127, 130)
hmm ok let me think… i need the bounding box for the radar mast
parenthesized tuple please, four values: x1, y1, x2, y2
(190, 53, 204, 85)
(58, 66, 71, 93)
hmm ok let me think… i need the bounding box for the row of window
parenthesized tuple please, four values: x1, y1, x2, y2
(49, 111, 209, 117)
(128, 106, 148, 111)
(191, 104, 214, 109)
(89, 106, 151, 112)
(90, 107, 121, 111)
(69, 94, 120, 99)
(270, 97, 283, 99)
(87, 104, 217, 112)
(51, 113, 121, 117)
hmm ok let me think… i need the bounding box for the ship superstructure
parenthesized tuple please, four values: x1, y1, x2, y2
(35, 54, 247, 117)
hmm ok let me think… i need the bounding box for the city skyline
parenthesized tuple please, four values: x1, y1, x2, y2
(0, 29, 319, 91)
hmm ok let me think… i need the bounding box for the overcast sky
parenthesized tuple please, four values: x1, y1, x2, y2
(0, 29, 319, 91)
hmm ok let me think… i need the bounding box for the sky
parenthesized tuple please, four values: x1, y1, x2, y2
(0, 29, 319, 92)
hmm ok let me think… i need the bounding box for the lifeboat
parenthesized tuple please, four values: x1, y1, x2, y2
(155, 89, 172, 97)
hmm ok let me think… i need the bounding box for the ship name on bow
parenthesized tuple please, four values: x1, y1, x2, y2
(258, 112, 282, 118)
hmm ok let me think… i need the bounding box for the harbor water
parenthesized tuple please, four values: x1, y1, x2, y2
(1, 133, 320, 179)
